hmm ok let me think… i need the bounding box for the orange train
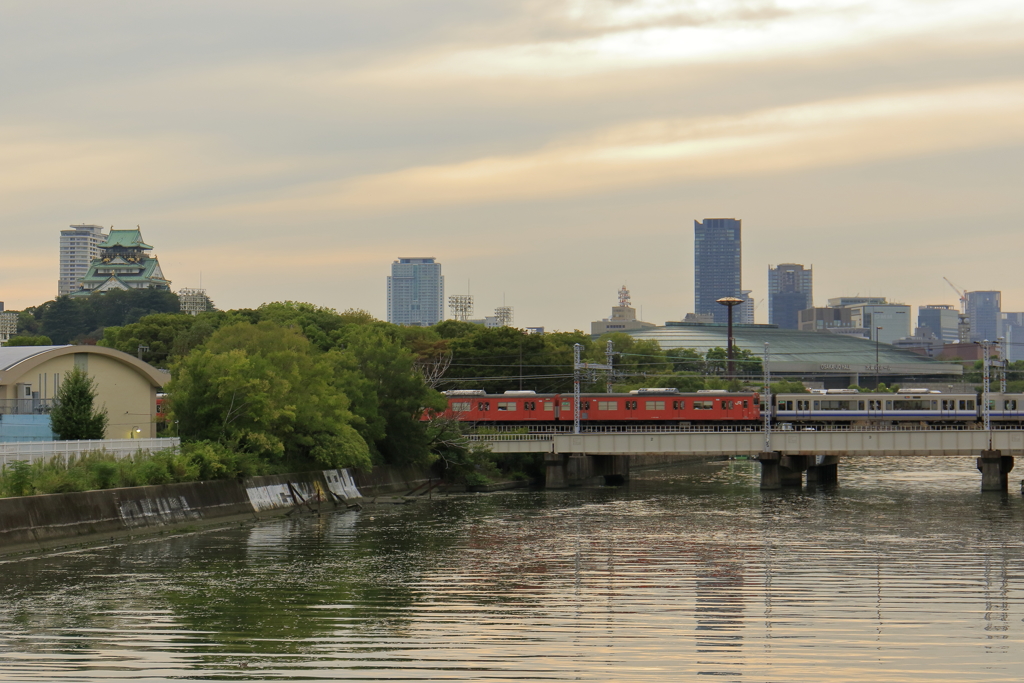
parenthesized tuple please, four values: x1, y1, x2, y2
(425, 388, 761, 426)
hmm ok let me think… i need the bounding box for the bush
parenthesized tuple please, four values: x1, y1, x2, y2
(1, 461, 33, 496)
(0, 442, 270, 497)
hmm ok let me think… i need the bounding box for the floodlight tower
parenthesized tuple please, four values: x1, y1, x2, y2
(448, 295, 474, 321)
(494, 306, 513, 327)
(179, 288, 208, 316)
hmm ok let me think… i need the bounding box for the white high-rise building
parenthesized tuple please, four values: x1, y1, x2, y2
(59, 224, 107, 296)
(387, 257, 444, 326)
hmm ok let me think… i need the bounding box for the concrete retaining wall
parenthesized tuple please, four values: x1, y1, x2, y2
(0, 467, 364, 557)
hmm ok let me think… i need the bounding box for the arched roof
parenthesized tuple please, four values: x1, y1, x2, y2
(0, 346, 169, 387)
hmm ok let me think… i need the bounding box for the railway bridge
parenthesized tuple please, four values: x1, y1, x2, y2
(470, 428, 1024, 491)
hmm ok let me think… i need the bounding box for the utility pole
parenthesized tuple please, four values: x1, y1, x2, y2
(605, 339, 615, 393)
(998, 337, 1007, 394)
(573, 343, 614, 435)
(979, 340, 991, 445)
(875, 326, 883, 389)
(763, 342, 771, 453)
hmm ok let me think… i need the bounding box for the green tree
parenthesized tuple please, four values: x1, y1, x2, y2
(41, 296, 87, 345)
(49, 366, 109, 440)
(168, 321, 372, 471)
(100, 313, 198, 366)
(3, 335, 52, 346)
(333, 325, 447, 466)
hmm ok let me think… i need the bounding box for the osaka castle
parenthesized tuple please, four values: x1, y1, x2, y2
(70, 228, 171, 297)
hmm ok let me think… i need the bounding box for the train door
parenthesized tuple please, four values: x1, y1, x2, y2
(938, 397, 956, 421)
(624, 399, 639, 421)
(795, 398, 813, 420)
(866, 398, 884, 420)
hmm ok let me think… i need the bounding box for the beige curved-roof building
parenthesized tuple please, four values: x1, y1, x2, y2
(0, 346, 170, 439)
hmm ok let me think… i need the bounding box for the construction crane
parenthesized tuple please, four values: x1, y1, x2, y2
(943, 277, 971, 343)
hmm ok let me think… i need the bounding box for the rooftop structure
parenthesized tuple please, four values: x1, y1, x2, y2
(630, 324, 962, 388)
(768, 263, 813, 329)
(694, 218, 741, 324)
(592, 286, 657, 335)
(387, 257, 444, 326)
(798, 307, 867, 338)
(58, 224, 107, 297)
(70, 228, 170, 297)
(827, 296, 887, 308)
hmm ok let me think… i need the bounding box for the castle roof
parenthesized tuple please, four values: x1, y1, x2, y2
(99, 229, 153, 250)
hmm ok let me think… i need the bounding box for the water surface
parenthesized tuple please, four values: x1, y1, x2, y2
(1, 456, 1022, 681)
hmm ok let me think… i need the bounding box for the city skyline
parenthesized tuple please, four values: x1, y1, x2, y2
(0, 2, 1022, 331)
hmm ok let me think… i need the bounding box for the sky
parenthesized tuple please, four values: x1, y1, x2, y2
(1, 0, 1022, 331)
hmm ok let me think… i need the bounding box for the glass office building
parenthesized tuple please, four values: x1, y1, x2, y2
(694, 218, 741, 324)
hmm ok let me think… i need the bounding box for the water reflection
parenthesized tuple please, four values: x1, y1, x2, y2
(0, 456, 1021, 681)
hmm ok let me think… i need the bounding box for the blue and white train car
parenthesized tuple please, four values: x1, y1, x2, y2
(773, 390, 978, 425)
(988, 394, 1024, 424)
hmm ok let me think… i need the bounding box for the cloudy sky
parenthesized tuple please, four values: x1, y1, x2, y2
(2, 0, 1022, 330)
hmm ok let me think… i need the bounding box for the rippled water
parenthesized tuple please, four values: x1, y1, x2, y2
(1, 456, 1022, 681)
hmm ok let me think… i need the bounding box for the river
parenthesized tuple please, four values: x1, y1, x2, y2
(0, 456, 1022, 681)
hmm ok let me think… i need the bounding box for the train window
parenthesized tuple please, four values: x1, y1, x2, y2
(743, 401, 748, 408)
(561, 401, 571, 410)
(893, 400, 930, 411)
(645, 401, 665, 410)
(694, 401, 713, 410)
(858, 401, 865, 410)
(722, 401, 733, 410)
(958, 400, 965, 410)
(754, 396, 759, 405)
(1007, 400, 1018, 410)
(628, 401, 638, 410)
(582, 401, 591, 410)
(544, 402, 554, 411)
(497, 402, 516, 411)
(781, 400, 793, 411)
(819, 400, 853, 410)
(931, 401, 937, 410)
(885, 401, 892, 410)
(672, 401, 679, 410)
(812, 401, 820, 410)
(988, 400, 996, 410)
(452, 401, 471, 412)
(967, 400, 975, 410)
(598, 401, 617, 410)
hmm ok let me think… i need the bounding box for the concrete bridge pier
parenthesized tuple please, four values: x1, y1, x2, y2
(807, 456, 840, 487)
(544, 453, 604, 488)
(977, 450, 1014, 492)
(779, 455, 811, 487)
(595, 454, 630, 485)
(757, 452, 782, 490)
(758, 453, 816, 490)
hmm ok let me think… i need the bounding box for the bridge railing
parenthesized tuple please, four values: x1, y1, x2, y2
(469, 425, 1024, 438)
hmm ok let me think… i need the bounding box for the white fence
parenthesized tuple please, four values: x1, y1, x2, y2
(0, 438, 181, 466)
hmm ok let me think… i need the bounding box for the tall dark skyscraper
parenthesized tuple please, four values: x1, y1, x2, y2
(768, 263, 813, 329)
(694, 218, 741, 324)
(966, 290, 1001, 343)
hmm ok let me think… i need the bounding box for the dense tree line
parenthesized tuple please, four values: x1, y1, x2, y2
(13, 289, 183, 344)
(85, 301, 773, 475)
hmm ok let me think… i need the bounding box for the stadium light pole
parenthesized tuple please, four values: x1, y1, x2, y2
(717, 297, 744, 379)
